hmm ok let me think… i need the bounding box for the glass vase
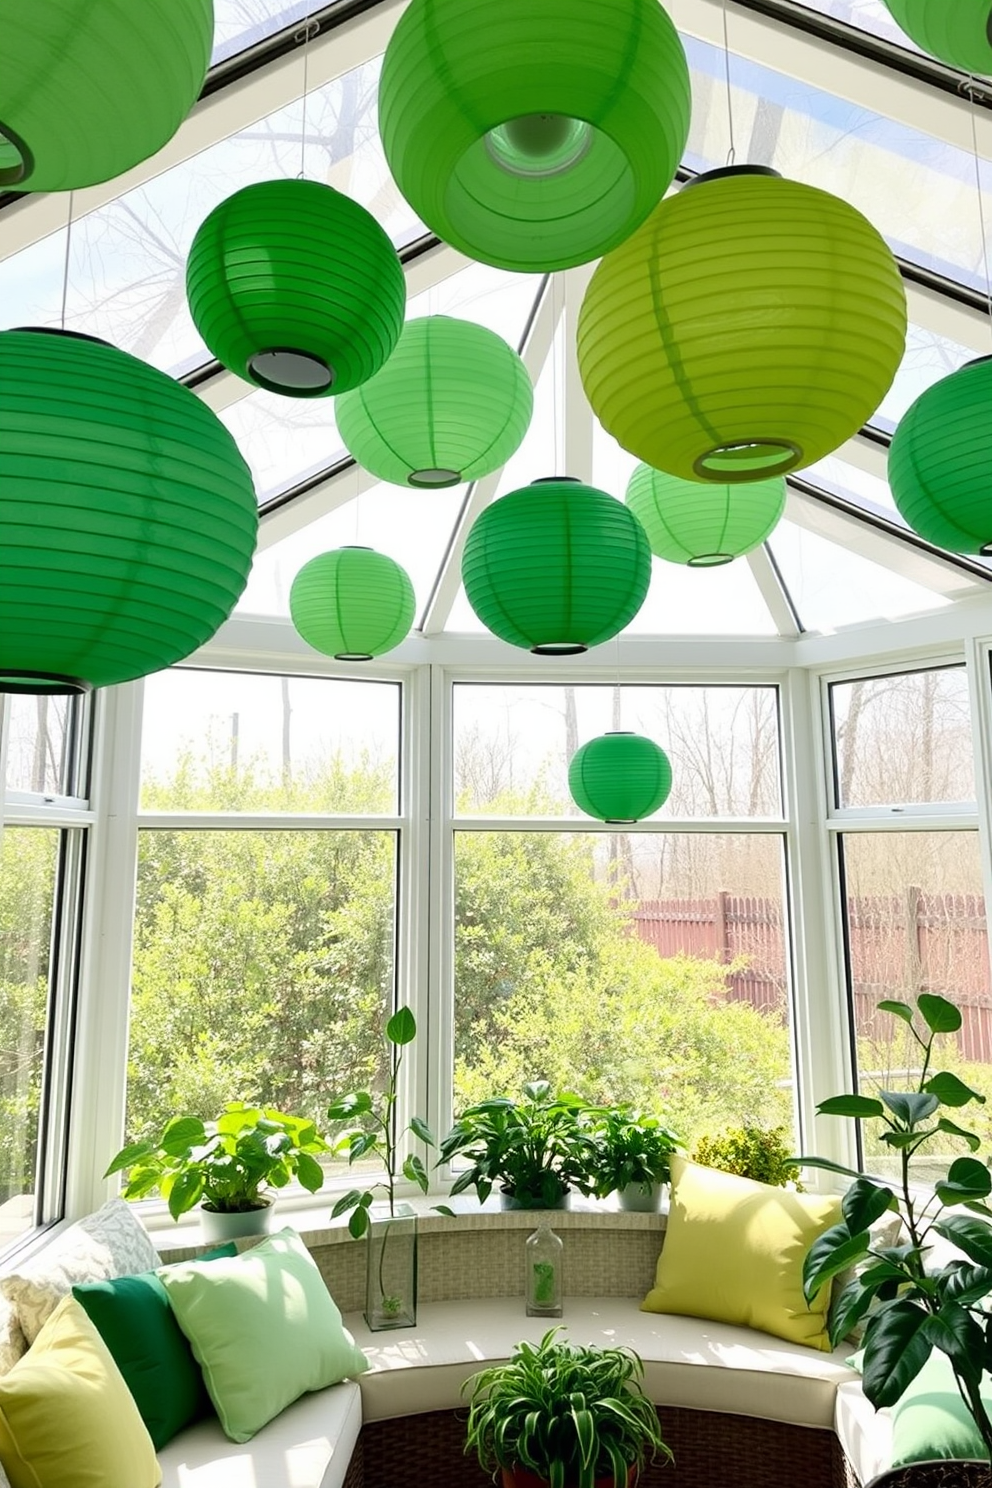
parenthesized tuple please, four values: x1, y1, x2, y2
(365, 1201, 418, 1331)
(525, 1221, 563, 1317)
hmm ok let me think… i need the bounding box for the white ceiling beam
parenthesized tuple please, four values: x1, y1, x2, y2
(747, 546, 802, 637)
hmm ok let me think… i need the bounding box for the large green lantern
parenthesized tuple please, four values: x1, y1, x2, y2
(186, 180, 406, 397)
(625, 464, 786, 566)
(578, 167, 907, 483)
(379, 0, 691, 271)
(461, 477, 651, 653)
(335, 317, 533, 488)
(290, 548, 416, 660)
(882, 0, 992, 73)
(0, 0, 212, 190)
(888, 358, 992, 553)
(0, 329, 257, 694)
(568, 732, 672, 822)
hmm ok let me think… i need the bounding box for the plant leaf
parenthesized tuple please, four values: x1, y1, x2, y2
(933, 1214, 992, 1268)
(877, 1000, 915, 1025)
(936, 1158, 992, 1206)
(160, 1116, 207, 1156)
(936, 1117, 981, 1152)
(925, 1072, 986, 1109)
(326, 1092, 373, 1121)
(842, 1176, 896, 1235)
(409, 1116, 435, 1146)
(348, 1205, 370, 1238)
(880, 1090, 939, 1126)
(386, 1007, 416, 1046)
(918, 994, 963, 1034)
(331, 1189, 363, 1219)
(792, 1154, 865, 1181)
(295, 1150, 325, 1194)
(861, 1299, 932, 1408)
(103, 1142, 154, 1178)
(816, 1096, 886, 1119)
(805, 1224, 870, 1302)
(167, 1166, 203, 1220)
(432, 1204, 456, 1217)
(403, 1154, 429, 1193)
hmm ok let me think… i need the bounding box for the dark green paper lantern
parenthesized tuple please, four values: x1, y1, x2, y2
(186, 179, 406, 397)
(461, 477, 651, 654)
(0, 0, 213, 190)
(290, 548, 416, 661)
(379, 0, 691, 271)
(335, 317, 533, 488)
(625, 464, 786, 566)
(569, 732, 672, 822)
(889, 358, 992, 554)
(0, 328, 257, 695)
(882, 0, 992, 73)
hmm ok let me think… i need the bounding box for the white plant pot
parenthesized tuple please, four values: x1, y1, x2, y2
(199, 1199, 274, 1244)
(617, 1181, 665, 1213)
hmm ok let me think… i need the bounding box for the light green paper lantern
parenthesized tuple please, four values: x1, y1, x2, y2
(379, 0, 691, 271)
(882, 0, 992, 73)
(290, 548, 416, 661)
(0, 0, 212, 190)
(578, 167, 907, 483)
(186, 180, 406, 397)
(569, 732, 672, 822)
(625, 464, 786, 566)
(461, 477, 651, 654)
(889, 358, 992, 554)
(335, 317, 533, 488)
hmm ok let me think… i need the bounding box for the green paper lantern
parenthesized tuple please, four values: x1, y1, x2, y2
(186, 180, 406, 397)
(0, 328, 257, 695)
(290, 548, 416, 660)
(461, 477, 651, 654)
(625, 464, 786, 566)
(568, 732, 672, 822)
(379, 0, 691, 271)
(882, 0, 992, 73)
(0, 0, 212, 190)
(335, 317, 533, 488)
(888, 358, 992, 554)
(578, 167, 907, 483)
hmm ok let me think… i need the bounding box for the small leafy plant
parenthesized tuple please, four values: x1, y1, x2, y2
(693, 1125, 803, 1189)
(106, 1102, 328, 1219)
(585, 1108, 682, 1199)
(439, 1081, 596, 1209)
(801, 993, 992, 1457)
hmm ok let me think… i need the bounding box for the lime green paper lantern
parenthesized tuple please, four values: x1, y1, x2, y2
(186, 180, 406, 397)
(882, 0, 992, 73)
(0, 329, 257, 695)
(379, 0, 691, 271)
(625, 464, 786, 566)
(0, 0, 212, 190)
(569, 732, 672, 822)
(290, 548, 416, 661)
(335, 317, 533, 489)
(578, 167, 907, 484)
(888, 358, 992, 554)
(462, 477, 651, 654)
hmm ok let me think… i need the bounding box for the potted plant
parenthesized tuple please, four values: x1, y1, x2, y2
(693, 1124, 803, 1189)
(463, 1326, 672, 1488)
(439, 1081, 595, 1209)
(105, 1101, 328, 1242)
(586, 1109, 682, 1213)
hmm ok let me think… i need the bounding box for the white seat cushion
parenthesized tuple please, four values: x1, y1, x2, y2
(835, 1378, 894, 1487)
(346, 1297, 858, 1430)
(157, 1381, 361, 1488)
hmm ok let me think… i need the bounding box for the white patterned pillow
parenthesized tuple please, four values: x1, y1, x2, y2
(0, 1453, 10, 1488)
(0, 1199, 159, 1347)
(0, 1298, 26, 1377)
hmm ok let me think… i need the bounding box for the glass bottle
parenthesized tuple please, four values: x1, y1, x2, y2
(525, 1221, 563, 1317)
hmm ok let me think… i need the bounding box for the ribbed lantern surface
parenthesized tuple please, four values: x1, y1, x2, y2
(0, 329, 258, 694)
(290, 548, 416, 661)
(578, 167, 907, 483)
(461, 477, 652, 654)
(0, 0, 212, 190)
(379, 0, 691, 271)
(568, 732, 672, 822)
(625, 465, 786, 566)
(186, 180, 406, 397)
(882, 0, 992, 72)
(335, 317, 534, 488)
(888, 359, 992, 554)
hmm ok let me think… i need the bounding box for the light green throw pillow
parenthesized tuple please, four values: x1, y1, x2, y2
(159, 1228, 368, 1443)
(864, 1348, 992, 1468)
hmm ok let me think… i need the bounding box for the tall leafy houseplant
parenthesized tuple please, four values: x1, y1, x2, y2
(801, 994, 992, 1457)
(440, 1081, 594, 1209)
(586, 1109, 682, 1206)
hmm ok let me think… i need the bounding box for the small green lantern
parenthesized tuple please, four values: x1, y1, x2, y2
(379, 0, 691, 271)
(882, 0, 992, 73)
(568, 732, 672, 822)
(889, 358, 992, 554)
(625, 464, 786, 566)
(290, 548, 416, 661)
(335, 317, 533, 488)
(461, 477, 651, 654)
(186, 180, 406, 397)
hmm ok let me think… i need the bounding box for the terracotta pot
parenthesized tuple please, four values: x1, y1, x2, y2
(501, 1464, 636, 1488)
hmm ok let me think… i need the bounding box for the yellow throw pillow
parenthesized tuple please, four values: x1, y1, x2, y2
(0, 1295, 161, 1488)
(641, 1155, 841, 1351)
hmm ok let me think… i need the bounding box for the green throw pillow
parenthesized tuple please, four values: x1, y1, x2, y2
(159, 1228, 369, 1443)
(887, 1349, 992, 1468)
(72, 1243, 236, 1451)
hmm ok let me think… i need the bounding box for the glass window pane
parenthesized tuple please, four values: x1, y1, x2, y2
(830, 666, 974, 808)
(4, 697, 76, 797)
(794, 0, 926, 53)
(140, 671, 401, 814)
(768, 521, 954, 630)
(212, 2, 323, 65)
(453, 831, 794, 1152)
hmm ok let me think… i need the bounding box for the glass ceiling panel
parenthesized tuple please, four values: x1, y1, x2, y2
(792, 0, 925, 54)
(212, 1, 326, 66)
(768, 519, 953, 629)
(872, 322, 980, 433)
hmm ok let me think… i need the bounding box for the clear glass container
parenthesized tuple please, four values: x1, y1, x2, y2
(525, 1221, 563, 1317)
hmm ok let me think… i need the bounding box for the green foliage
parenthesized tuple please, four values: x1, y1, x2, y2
(105, 1102, 329, 1219)
(440, 1081, 597, 1208)
(463, 1327, 672, 1488)
(693, 1125, 803, 1189)
(585, 1109, 683, 1198)
(801, 994, 992, 1458)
